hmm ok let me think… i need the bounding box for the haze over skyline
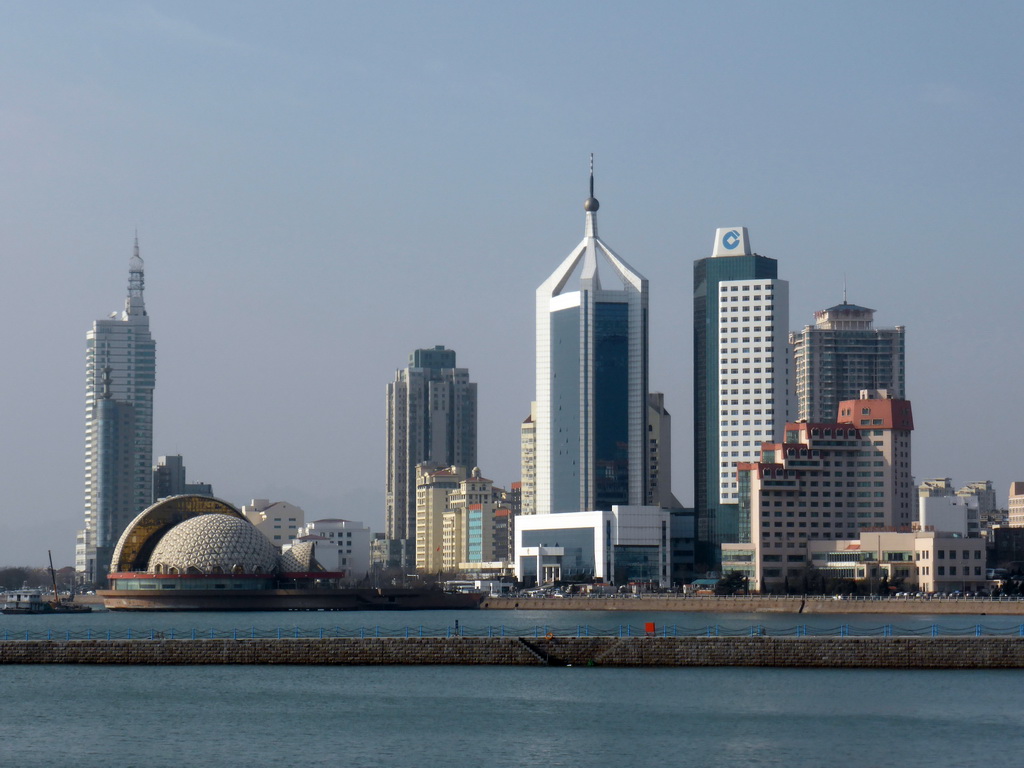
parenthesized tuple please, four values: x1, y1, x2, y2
(1, 2, 1021, 567)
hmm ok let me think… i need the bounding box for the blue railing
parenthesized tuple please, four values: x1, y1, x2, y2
(4, 622, 1024, 641)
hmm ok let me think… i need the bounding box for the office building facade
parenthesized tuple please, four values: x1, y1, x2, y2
(535, 173, 649, 515)
(77, 239, 157, 584)
(693, 227, 788, 558)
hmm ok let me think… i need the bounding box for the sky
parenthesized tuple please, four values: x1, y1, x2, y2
(0, 1, 1021, 568)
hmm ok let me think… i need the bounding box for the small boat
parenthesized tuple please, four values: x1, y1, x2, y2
(2, 588, 55, 614)
(1, 552, 92, 615)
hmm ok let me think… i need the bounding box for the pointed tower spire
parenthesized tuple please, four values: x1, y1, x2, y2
(126, 234, 146, 318)
(584, 153, 600, 238)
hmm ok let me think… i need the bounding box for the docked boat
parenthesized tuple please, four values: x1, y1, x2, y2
(2, 551, 94, 614)
(1, 587, 92, 615)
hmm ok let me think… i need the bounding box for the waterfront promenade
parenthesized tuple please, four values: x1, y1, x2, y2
(481, 594, 1024, 614)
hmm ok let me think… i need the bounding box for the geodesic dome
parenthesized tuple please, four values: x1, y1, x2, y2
(147, 513, 278, 576)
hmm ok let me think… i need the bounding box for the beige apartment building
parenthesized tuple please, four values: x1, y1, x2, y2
(416, 465, 510, 575)
(1007, 482, 1024, 527)
(414, 465, 468, 574)
(722, 391, 916, 592)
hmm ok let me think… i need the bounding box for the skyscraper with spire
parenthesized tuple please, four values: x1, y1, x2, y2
(76, 238, 156, 584)
(534, 159, 649, 514)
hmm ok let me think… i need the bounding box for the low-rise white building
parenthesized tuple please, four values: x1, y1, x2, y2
(291, 519, 371, 579)
(514, 506, 670, 587)
(242, 499, 305, 547)
(920, 495, 977, 538)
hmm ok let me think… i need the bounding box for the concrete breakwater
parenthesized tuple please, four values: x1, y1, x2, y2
(482, 596, 1024, 614)
(4, 636, 1024, 668)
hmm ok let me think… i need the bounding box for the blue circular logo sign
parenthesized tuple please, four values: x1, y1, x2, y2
(722, 230, 741, 250)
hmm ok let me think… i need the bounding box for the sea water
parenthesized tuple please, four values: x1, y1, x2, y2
(4, 610, 1024, 767)
(3, 665, 1024, 767)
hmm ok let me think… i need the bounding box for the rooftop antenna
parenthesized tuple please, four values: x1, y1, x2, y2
(843, 274, 848, 304)
(584, 153, 599, 213)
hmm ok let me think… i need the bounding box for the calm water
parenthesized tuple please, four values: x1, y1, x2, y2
(3, 607, 1024, 638)
(2, 664, 1024, 767)
(3, 610, 1024, 766)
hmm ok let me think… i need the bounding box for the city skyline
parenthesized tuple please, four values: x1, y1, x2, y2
(1, 3, 1021, 566)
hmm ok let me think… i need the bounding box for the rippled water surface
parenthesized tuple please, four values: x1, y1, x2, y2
(3, 664, 1024, 767)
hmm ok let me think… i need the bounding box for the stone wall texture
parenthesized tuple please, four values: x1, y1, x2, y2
(4, 637, 1024, 667)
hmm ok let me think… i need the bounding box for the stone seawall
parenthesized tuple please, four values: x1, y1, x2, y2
(4, 637, 1024, 668)
(482, 597, 1024, 614)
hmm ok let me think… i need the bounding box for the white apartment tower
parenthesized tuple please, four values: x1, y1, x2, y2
(535, 160, 649, 514)
(77, 238, 156, 584)
(712, 230, 790, 509)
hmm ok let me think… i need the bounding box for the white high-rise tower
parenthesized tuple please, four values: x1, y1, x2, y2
(535, 159, 649, 514)
(76, 238, 156, 584)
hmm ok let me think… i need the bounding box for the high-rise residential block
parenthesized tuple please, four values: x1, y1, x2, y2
(152, 455, 213, 500)
(956, 480, 997, 519)
(385, 346, 476, 568)
(520, 402, 537, 515)
(76, 239, 157, 584)
(646, 392, 680, 509)
(693, 227, 788, 558)
(535, 166, 648, 514)
(790, 299, 905, 423)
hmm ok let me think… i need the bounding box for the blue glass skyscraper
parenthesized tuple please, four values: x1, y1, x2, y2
(534, 165, 649, 514)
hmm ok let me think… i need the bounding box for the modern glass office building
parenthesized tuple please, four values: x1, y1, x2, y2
(693, 227, 788, 564)
(77, 238, 157, 584)
(534, 172, 648, 515)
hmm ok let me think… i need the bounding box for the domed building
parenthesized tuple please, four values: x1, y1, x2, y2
(102, 495, 336, 609)
(100, 494, 483, 611)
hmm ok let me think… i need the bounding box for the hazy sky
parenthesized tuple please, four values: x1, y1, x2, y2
(1, 2, 1021, 567)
